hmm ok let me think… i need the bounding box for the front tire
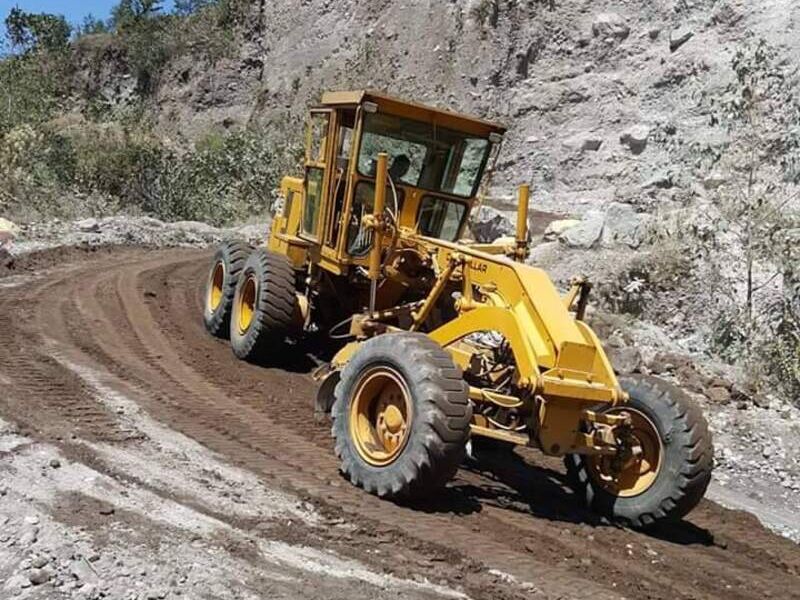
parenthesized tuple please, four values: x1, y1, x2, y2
(332, 333, 472, 499)
(565, 375, 713, 528)
(230, 249, 297, 361)
(203, 240, 249, 338)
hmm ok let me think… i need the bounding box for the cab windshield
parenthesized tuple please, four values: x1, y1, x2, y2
(357, 112, 491, 198)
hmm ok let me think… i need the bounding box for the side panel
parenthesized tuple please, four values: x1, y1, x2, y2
(268, 176, 310, 268)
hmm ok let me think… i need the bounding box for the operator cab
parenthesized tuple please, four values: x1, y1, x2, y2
(271, 90, 506, 275)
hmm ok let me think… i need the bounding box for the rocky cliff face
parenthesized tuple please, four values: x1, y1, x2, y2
(144, 0, 798, 215)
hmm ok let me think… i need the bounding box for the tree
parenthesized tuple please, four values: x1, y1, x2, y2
(77, 14, 110, 36)
(174, 0, 215, 16)
(4, 8, 71, 53)
(702, 37, 800, 397)
(111, 0, 164, 30)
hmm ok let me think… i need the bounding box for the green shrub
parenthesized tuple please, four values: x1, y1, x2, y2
(154, 129, 299, 223)
(0, 52, 70, 135)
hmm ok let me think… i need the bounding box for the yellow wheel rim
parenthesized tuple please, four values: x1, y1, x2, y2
(588, 407, 663, 498)
(349, 366, 412, 466)
(207, 261, 225, 312)
(237, 274, 257, 334)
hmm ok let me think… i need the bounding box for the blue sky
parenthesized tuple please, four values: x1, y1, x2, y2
(0, 1, 175, 27)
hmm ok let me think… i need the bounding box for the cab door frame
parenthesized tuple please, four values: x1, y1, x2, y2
(300, 108, 334, 250)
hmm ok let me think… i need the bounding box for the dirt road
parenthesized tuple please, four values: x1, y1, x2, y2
(1, 247, 799, 599)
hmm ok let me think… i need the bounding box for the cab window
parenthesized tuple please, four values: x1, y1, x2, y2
(303, 168, 324, 236)
(347, 181, 405, 256)
(356, 112, 491, 198)
(417, 196, 467, 242)
(303, 111, 331, 238)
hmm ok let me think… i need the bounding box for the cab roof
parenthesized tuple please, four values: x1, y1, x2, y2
(319, 90, 507, 138)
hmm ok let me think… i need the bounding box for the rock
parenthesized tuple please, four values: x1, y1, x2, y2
(709, 377, 731, 390)
(647, 355, 672, 375)
(5, 574, 30, 590)
(752, 394, 771, 409)
(731, 384, 755, 405)
(702, 173, 727, 190)
(78, 583, 98, 599)
(0, 247, 13, 269)
(172, 220, 219, 235)
(641, 171, 673, 189)
(71, 560, 99, 584)
(620, 125, 651, 154)
(469, 205, 515, 242)
(582, 138, 603, 151)
(601, 202, 650, 248)
(0, 217, 21, 238)
(558, 211, 604, 249)
(49, 458, 61, 469)
(607, 346, 642, 374)
(706, 386, 731, 404)
(28, 568, 52, 585)
(233, 223, 269, 245)
(75, 218, 101, 233)
(591, 13, 630, 41)
(544, 219, 581, 241)
(677, 365, 710, 393)
(31, 556, 49, 569)
(669, 27, 694, 52)
(18, 526, 38, 545)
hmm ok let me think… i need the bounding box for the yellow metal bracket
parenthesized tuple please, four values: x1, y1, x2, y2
(410, 252, 462, 331)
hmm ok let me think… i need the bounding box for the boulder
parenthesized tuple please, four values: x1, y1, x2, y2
(544, 219, 581, 241)
(75, 217, 101, 233)
(0, 217, 20, 248)
(620, 125, 651, 154)
(558, 211, 604, 249)
(469, 205, 515, 243)
(669, 27, 694, 52)
(591, 13, 630, 41)
(607, 346, 643, 375)
(582, 138, 603, 151)
(706, 386, 731, 404)
(601, 202, 651, 248)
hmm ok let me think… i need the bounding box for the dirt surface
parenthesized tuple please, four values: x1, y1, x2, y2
(1, 247, 799, 600)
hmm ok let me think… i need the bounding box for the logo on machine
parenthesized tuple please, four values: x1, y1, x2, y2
(469, 261, 488, 274)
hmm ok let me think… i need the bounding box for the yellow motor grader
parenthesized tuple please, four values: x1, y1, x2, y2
(202, 90, 713, 527)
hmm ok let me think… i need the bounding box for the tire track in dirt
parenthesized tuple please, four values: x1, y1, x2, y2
(1, 247, 798, 600)
(18, 251, 552, 599)
(107, 253, 600, 599)
(150, 255, 800, 600)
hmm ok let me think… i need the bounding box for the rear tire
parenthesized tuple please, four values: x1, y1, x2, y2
(332, 333, 472, 499)
(203, 240, 249, 338)
(565, 375, 713, 528)
(230, 248, 297, 361)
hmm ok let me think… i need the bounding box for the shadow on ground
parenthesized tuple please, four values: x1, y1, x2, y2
(403, 443, 715, 547)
